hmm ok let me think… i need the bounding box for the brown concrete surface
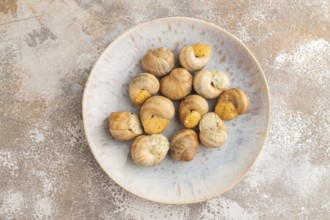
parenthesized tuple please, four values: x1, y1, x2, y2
(0, 0, 329, 219)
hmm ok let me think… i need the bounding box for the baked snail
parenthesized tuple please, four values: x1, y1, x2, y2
(179, 95, 209, 128)
(141, 47, 175, 77)
(179, 43, 211, 72)
(140, 96, 175, 134)
(131, 134, 169, 167)
(193, 70, 230, 99)
(160, 68, 193, 100)
(199, 112, 228, 148)
(170, 129, 199, 162)
(109, 111, 143, 140)
(129, 73, 160, 105)
(215, 88, 250, 120)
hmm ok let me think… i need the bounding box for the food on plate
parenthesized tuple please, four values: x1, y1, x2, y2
(199, 112, 228, 148)
(215, 88, 250, 120)
(179, 95, 209, 128)
(109, 111, 143, 140)
(107, 42, 251, 167)
(131, 134, 170, 167)
(140, 96, 175, 134)
(160, 68, 193, 100)
(193, 70, 230, 99)
(129, 73, 160, 105)
(170, 129, 199, 162)
(141, 47, 175, 77)
(179, 43, 211, 72)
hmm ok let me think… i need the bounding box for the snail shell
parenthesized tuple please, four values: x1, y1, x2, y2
(199, 112, 228, 148)
(215, 88, 250, 120)
(109, 111, 143, 140)
(170, 129, 199, 162)
(179, 44, 211, 72)
(131, 134, 170, 167)
(179, 95, 209, 128)
(160, 68, 193, 100)
(129, 73, 160, 105)
(140, 96, 175, 134)
(193, 70, 230, 99)
(141, 47, 175, 77)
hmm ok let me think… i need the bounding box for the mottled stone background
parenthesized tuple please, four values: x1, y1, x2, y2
(0, 0, 329, 219)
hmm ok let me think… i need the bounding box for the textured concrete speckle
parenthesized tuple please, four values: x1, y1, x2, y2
(0, 0, 18, 15)
(0, 0, 329, 219)
(25, 26, 57, 47)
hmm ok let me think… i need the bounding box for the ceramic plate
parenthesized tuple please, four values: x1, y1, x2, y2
(83, 17, 270, 204)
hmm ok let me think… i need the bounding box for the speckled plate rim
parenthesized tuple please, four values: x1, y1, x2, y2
(82, 16, 271, 204)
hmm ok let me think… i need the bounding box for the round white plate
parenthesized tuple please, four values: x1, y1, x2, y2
(83, 17, 270, 204)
